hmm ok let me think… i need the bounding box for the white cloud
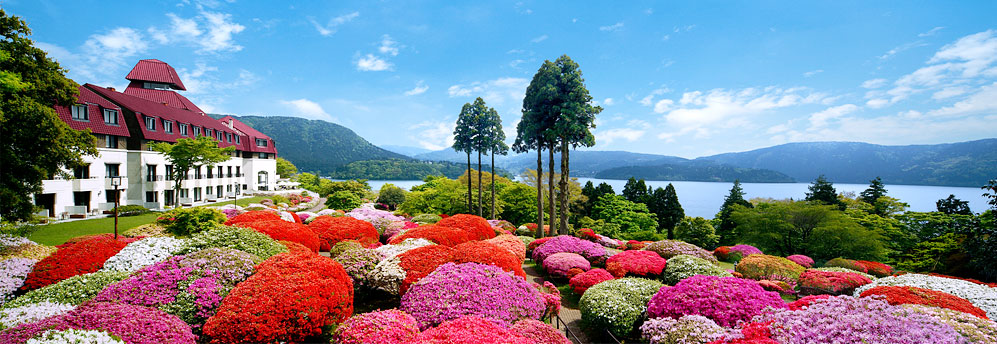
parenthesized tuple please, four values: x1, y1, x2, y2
(447, 77, 529, 106)
(146, 10, 244, 54)
(603, 98, 615, 106)
(808, 104, 858, 129)
(655, 87, 827, 139)
(281, 99, 334, 121)
(639, 86, 671, 107)
(404, 81, 429, 96)
(861, 78, 888, 89)
(598, 128, 645, 144)
(919, 26, 945, 37)
(599, 22, 624, 32)
(410, 120, 455, 150)
(627, 119, 652, 129)
(198, 11, 245, 53)
(932, 86, 968, 100)
(310, 11, 359, 36)
(653, 99, 674, 113)
(531, 34, 548, 43)
(81, 28, 149, 79)
(928, 29, 997, 77)
(379, 35, 399, 56)
(356, 54, 393, 71)
(866, 98, 890, 108)
(878, 41, 928, 60)
(803, 69, 823, 77)
(928, 82, 997, 117)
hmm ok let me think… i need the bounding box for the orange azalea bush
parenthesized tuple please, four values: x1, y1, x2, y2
(437, 214, 496, 241)
(308, 216, 379, 248)
(234, 220, 321, 252)
(388, 225, 474, 246)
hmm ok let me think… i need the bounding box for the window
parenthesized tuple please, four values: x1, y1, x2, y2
(258, 171, 268, 184)
(73, 164, 90, 179)
(255, 138, 268, 147)
(227, 166, 232, 177)
(226, 133, 232, 142)
(179, 123, 188, 136)
(165, 165, 173, 178)
(105, 163, 120, 177)
(194, 166, 202, 179)
(236, 166, 240, 176)
(71, 104, 88, 120)
(206, 128, 213, 137)
(258, 152, 268, 159)
(217, 131, 223, 141)
(193, 126, 201, 136)
(235, 135, 241, 144)
(218, 166, 223, 177)
(217, 185, 224, 198)
(163, 120, 173, 134)
(207, 166, 213, 179)
(145, 191, 158, 202)
(145, 116, 156, 131)
(103, 109, 118, 125)
(143, 82, 171, 90)
(194, 188, 201, 202)
(146, 165, 157, 181)
(105, 135, 118, 149)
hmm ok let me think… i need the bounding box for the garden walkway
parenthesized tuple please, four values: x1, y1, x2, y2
(523, 261, 590, 344)
(303, 198, 326, 213)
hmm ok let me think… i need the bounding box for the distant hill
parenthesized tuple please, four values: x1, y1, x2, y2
(413, 148, 688, 176)
(209, 115, 408, 174)
(380, 145, 432, 157)
(329, 159, 512, 180)
(697, 139, 997, 187)
(595, 162, 794, 183)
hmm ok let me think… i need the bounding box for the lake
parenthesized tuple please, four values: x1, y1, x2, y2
(352, 178, 991, 218)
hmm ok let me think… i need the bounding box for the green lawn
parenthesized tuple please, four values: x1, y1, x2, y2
(28, 196, 268, 246)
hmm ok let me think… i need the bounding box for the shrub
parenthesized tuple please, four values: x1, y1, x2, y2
(647, 275, 786, 327)
(786, 254, 815, 268)
(411, 214, 442, 224)
(177, 225, 287, 260)
(202, 251, 354, 343)
(542, 253, 591, 279)
(374, 238, 435, 260)
(640, 315, 726, 344)
(568, 269, 615, 295)
(157, 207, 227, 236)
(0, 302, 196, 344)
(902, 304, 997, 343)
(112, 205, 149, 217)
(797, 269, 872, 296)
(729, 244, 762, 257)
(2, 270, 130, 309)
(101, 237, 185, 272)
(855, 260, 893, 277)
(1, 258, 36, 304)
(605, 250, 667, 277)
(750, 295, 965, 344)
(579, 277, 663, 338)
(24, 329, 125, 343)
(713, 246, 732, 261)
(527, 237, 553, 253)
(735, 254, 805, 281)
(485, 234, 527, 262)
(788, 294, 832, 310)
(400, 263, 544, 329)
(332, 309, 420, 344)
(823, 257, 869, 273)
(510, 319, 572, 344)
(388, 225, 474, 246)
(412, 316, 532, 344)
(21, 236, 133, 290)
(814, 267, 876, 280)
(451, 240, 526, 278)
(531, 235, 607, 265)
(234, 220, 321, 252)
(436, 214, 496, 240)
(368, 256, 407, 296)
(644, 240, 717, 264)
(326, 191, 363, 211)
(860, 286, 989, 319)
(308, 216, 379, 248)
(396, 245, 456, 295)
(853, 273, 997, 319)
(332, 247, 381, 288)
(661, 255, 733, 285)
(223, 211, 282, 226)
(122, 224, 168, 238)
(0, 301, 76, 330)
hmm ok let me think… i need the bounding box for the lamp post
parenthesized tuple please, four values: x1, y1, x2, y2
(111, 176, 122, 239)
(233, 182, 239, 208)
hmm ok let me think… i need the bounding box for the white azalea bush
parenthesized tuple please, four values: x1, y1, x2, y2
(640, 314, 728, 344)
(854, 273, 997, 319)
(26, 329, 124, 344)
(368, 256, 406, 295)
(374, 238, 435, 260)
(579, 277, 664, 338)
(662, 255, 732, 285)
(3, 270, 131, 309)
(0, 302, 76, 330)
(101, 237, 185, 272)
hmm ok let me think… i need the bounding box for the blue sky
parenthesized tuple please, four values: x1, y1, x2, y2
(8, 1, 997, 158)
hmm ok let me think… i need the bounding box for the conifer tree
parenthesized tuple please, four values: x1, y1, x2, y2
(716, 180, 752, 245)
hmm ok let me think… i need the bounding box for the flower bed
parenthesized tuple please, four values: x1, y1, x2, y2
(644, 240, 717, 264)
(661, 254, 732, 285)
(605, 250, 667, 277)
(332, 309, 420, 344)
(412, 316, 533, 344)
(21, 236, 134, 290)
(640, 315, 727, 344)
(101, 237, 185, 272)
(568, 269, 615, 295)
(400, 262, 544, 329)
(388, 225, 474, 246)
(436, 214, 496, 240)
(823, 257, 868, 273)
(902, 304, 997, 342)
(647, 275, 785, 327)
(579, 277, 664, 338)
(860, 286, 989, 319)
(177, 225, 287, 259)
(735, 254, 805, 281)
(1, 258, 36, 304)
(510, 319, 572, 344)
(451, 240, 526, 278)
(854, 273, 997, 319)
(0, 301, 76, 330)
(542, 253, 591, 278)
(0, 302, 196, 344)
(309, 216, 380, 248)
(234, 220, 321, 252)
(531, 235, 607, 265)
(2, 271, 130, 309)
(786, 254, 814, 268)
(855, 260, 893, 277)
(1, 243, 56, 262)
(797, 269, 872, 296)
(222, 210, 282, 226)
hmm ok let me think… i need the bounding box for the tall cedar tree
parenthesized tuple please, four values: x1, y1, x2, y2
(467, 98, 495, 217)
(623, 177, 649, 203)
(650, 184, 685, 239)
(860, 177, 887, 204)
(453, 102, 478, 213)
(806, 175, 844, 210)
(482, 102, 508, 219)
(551, 55, 601, 234)
(580, 181, 596, 217)
(515, 61, 559, 236)
(716, 180, 752, 245)
(936, 194, 972, 215)
(1, 11, 98, 220)
(151, 136, 234, 208)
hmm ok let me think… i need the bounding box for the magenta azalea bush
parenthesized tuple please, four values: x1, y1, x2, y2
(0, 302, 196, 344)
(786, 254, 815, 268)
(510, 319, 572, 344)
(542, 252, 591, 278)
(729, 244, 762, 257)
(531, 235, 607, 265)
(400, 262, 545, 329)
(332, 309, 420, 344)
(644, 240, 718, 264)
(647, 275, 786, 327)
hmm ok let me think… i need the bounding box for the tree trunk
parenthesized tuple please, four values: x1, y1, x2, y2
(536, 148, 544, 237)
(477, 150, 483, 217)
(548, 142, 556, 235)
(467, 152, 472, 213)
(490, 151, 495, 219)
(559, 139, 569, 234)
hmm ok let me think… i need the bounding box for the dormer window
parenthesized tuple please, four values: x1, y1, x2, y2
(193, 126, 201, 136)
(103, 109, 119, 125)
(179, 123, 188, 136)
(144, 116, 156, 131)
(163, 120, 173, 134)
(235, 135, 241, 144)
(143, 82, 172, 90)
(71, 104, 88, 120)
(226, 133, 232, 142)
(255, 138, 267, 147)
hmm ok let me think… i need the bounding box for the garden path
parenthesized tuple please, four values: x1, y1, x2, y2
(303, 198, 327, 213)
(523, 261, 590, 344)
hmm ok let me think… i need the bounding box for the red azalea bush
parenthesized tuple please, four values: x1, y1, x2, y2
(606, 262, 628, 278)
(22, 236, 133, 290)
(437, 214, 496, 240)
(388, 225, 474, 246)
(859, 285, 989, 319)
(397, 245, 458, 295)
(576, 228, 599, 241)
(309, 216, 379, 248)
(224, 210, 282, 226)
(203, 251, 354, 343)
(568, 268, 615, 295)
(823, 257, 869, 273)
(542, 252, 591, 278)
(788, 295, 832, 310)
(735, 254, 806, 281)
(797, 269, 872, 295)
(566, 267, 586, 279)
(713, 246, 732, 261)
(484, 234, 528, 262)
(855, 260, 894, 277)
(235, 220, 321, 252)
(527, 237, 553, 252)
(451, 240, 526, 278)
(510, 319, 572, 344)
(625, 240, 649, 250)
(605, 250, 667, 277)
(411, 316, 532, 344)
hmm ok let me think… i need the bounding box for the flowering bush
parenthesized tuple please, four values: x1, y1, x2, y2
(708, 321, 776, 344)
(3, 270, 130, 309)
(0, 301, 76, 330)
(854, 260, 893, 277)
(411, 214, 442, 224)
(645, 240, 717, 264)
(713, 246, 732, 261)
(451, 240, 526, 277)
(396, 245, 457, 295)
(0, 235, 35, 251)
(0, 302, 196, 344)
(531, 235, 607, 265)
(662, 255, 733, 285)
(822, 257, 868, 273)
(579, 277, 663, 337)
(569, 268, 615, 295)
(1, 243, 56, 261)
(606, 250, 668, 277)
(375, 238, 435, 259)
(533, 281, 562, 319)
(527, 237, 553, 253)
(235, 220, 321, 252)
(347, 205, 405, 223)
(485, 234, 527, 262)
(730, 245, 762, 259)
(388, 225, 474, 246)
(787, 295, 832, 310)
(749, 295, 965, 344)
(176, 225, 286, 260)
(860, 285, 989, 319)
(368, 257, 407, 295)
(122, 224, 168, 238)
(157, 207, 227, 236)
(382, 221, 418, 242)
(1, 258, 36, 304)
(814, 267, 876, 280)
(647, 275, 786, 327)
(223, 210, 281, 226)
(202, 251, 354, 343)
(797, 269, 871, 296)
(786, 254, 814, 268)
(902, 304, 997, 342)
(510, 319, 572, 344)
(400, 262, 544, 329)
(412, 316, 533, 344)
(640, 315, 727, 344)
(308, 216, 379, 248)
(101, 237, 185, 272)
(22, 236, 133, 290)
(735, 254, 805, 281)
(543, 252, 591, 278)
(24, 329, 124, 344)
(333, 246, 382, 288)
(854, 273, 997, 319)
(927, 273, 997, 288)
(576, 228, 599, 241)
(332, 309, 420, 344)
(436, 214, 496, 240)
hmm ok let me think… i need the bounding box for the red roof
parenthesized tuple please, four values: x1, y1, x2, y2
(123, 83, 204, 113)
(55, 86, 131, 137)
(219, 116, 278, 154)
(124, 59, 186, 90)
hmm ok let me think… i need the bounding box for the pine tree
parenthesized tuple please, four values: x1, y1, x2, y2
(716, 180, 752, 245)
(806, 175, 844, 210)
(453, 102, 477, 213)
(860, 177, 887, 204)
(551, 55, 601, 234)
(515, 60, 559, 237)
(622, 177, 649, 203)
(936, 194, 972, 215)
(658, 184, 685, 239)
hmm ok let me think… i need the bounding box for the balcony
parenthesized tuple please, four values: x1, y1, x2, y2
(146, 175, 164, 182)
(104, 177, 128, 189)
(71, 177, 102, 191)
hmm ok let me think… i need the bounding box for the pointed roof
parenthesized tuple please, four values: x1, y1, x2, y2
(123, 83, 204, 113)
(124, 59, 186, 90)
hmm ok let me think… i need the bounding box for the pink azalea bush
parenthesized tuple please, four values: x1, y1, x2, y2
(0, 302, 196, 344)
(531, 235, 606, 265)
(412, 316, 533, 344)
(729, 244, 763, 259)
(400, 262, 545, 329)
(786, 254, 815, 268)
(510, 319, 572, 344)
(542, 252, 591, 278)
(332, 309, 420, 344)
(568, 268, 615, 295)
(647, 275, 786, 327)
